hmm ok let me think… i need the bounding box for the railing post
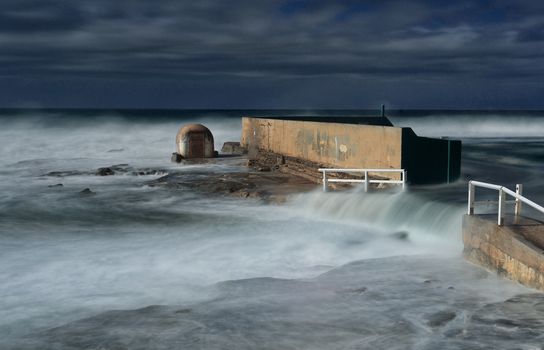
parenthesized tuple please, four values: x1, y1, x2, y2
(498, 188, 505, 226)
(364, 171, 369, 192)
(402, 170, 406, 191)
(322, 171, 328, 192)
(515, 184, 523, 217)
(468, 181, 475, 215)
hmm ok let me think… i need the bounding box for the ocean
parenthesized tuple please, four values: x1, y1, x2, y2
(1, 109, 544, 349)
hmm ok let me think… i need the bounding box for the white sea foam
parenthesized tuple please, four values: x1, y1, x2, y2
(390, 114, 544, 138)
(0, 111, 542, 347)
(0, 112, 242, 170)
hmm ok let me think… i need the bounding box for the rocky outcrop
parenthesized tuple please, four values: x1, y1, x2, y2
(146, 169, 317, 204)
(96, 167, 115, 176)
(47, 183, 63, 188)
(44, 165, 168, 178)
(247, 150, 325, 183)
(40, 158, 316, 203)
(79, 188, 95, 195)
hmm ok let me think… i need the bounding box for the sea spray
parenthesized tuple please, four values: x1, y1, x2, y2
(390, 114, 544, 138)
(1, 109, 544, 348)
(289, 188, 465, 255)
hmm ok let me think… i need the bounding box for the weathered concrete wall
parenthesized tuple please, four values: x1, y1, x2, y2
(463, 214, 544, 291)
(241, 117, 403, 172)
(241, 117, 461, 184)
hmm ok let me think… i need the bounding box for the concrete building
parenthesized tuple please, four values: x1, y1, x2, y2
(175, 124, 215, 159)
(240, 116, 461, 184)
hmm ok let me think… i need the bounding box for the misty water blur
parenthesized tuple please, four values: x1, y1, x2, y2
(1, 110, 544, 348)
(390, 114, 544, 138)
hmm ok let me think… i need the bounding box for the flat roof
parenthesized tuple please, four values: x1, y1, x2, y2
(245, 115, 394, 127)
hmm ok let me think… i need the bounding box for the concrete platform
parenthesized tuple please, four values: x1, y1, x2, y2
(463, 214, 544, 291)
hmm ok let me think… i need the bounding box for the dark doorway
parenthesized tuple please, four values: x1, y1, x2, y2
(188, 132, 205, 158)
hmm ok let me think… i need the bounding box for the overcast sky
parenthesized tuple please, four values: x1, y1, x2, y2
(1, 0, 543, 109)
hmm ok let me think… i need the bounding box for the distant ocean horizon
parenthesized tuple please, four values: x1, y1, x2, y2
(2, 107, 544, 115)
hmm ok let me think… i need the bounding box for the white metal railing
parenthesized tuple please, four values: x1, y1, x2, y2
(468, 180, 544, 226)
(318, 168, 406, 192)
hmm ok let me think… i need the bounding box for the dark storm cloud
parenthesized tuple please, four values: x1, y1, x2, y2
(0, 1, 87, 33)
(1, 0, 543, 108)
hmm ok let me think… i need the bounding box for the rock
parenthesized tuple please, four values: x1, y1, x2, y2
(134, 168, 167, 176)
(171, 152, 183, 163)
(247, 144, 259, 160)
(145, 169, 317, 203)
(16, 256, 544, 350)
(257, 166, 271, 172)
(79, 188, 95, 195)
(96, 167, 115, 176)
(45, 170, 83, 177)
(248, 150, 323, 183)
(390, 231, 409, 240)
(423, 279, 439, 284)
(43, 165, 169, 178)
(338, 287, 367, 294)
(221, 142, 246, 155)
(174, 309, 192, 314)
(110, 164, 129, 172)
(48, 183, 63, 188)
(426, 310, 456, 327)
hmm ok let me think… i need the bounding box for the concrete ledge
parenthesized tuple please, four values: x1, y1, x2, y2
(463, 214, 544, 290)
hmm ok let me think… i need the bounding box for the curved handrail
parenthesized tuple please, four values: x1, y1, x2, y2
(468, 180, 544, 226)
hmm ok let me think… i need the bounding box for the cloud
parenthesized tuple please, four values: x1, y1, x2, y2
(0, 0, 543, 108)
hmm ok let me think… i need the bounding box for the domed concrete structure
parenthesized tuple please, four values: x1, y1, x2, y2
(175, 124, 215, 159)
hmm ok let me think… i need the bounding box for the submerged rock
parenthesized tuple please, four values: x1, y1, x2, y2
(171, 152, 183, 163)
(426, 310, 457, 327)
(48, 183, 63, 188)
(338, 286, 368, 294)
(390, 231, 409, 240)
(96, 167, 115, 176)
(45, 170, 84, 177)
(79, 188, 95, 195)
(44, 165, 167, 178)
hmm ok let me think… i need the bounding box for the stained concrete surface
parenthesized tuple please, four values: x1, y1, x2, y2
(463, 214, 544, 291)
